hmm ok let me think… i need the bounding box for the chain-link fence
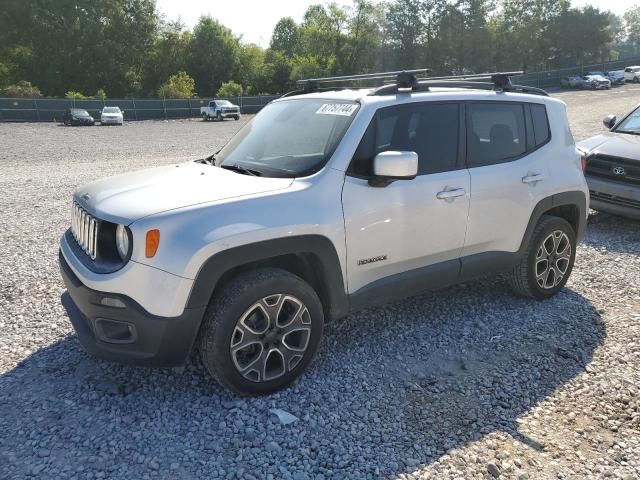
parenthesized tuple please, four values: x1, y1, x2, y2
(513, 57, 640, 89)
(0, 95, 279, 122)
(4, 56, 640, 122)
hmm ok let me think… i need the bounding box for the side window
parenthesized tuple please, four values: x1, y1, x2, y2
(468, 103, 526, 167)
(349, 102, 460, 177)
(625, 68, 632, 73)
(530, 104, 550, 147)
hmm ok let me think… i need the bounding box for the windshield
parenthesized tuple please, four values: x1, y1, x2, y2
(71, 109, 90, 116)
(217, 100, 232, 106)
(103, 107, 120, 113)
(215, 99, 359, 177)
(615, 107, 640, 134)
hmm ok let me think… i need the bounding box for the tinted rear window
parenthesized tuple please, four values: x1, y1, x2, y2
(468, 103, 526, 167)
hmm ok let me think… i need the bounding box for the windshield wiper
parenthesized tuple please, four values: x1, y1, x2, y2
(616, 129, 640, 135)
(220, 163, 262, 176)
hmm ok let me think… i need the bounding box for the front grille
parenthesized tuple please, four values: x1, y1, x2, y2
(590, 191, 640, 209)
(71, 202, 99, 260)
(586, 154, 640, 187)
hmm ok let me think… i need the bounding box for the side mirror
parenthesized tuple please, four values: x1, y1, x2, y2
(603, 115, 616, 130)
(369, 151, 418, 187)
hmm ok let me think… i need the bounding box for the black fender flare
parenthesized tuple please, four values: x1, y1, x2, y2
(519, 190, 588, 253)
(185, 235, 349, 321)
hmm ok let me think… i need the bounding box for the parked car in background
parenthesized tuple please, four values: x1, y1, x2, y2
(577, 104, 640, 219)
(200, 100, 240, 121)
(100, 106, 124, 125)
(560, 76, 589, 89)
(623, 66, 640, 83)
(583, 74, 611, 90)
(606, 71, 625, 86)
(63, 109, 95, 126)
(585, 71, 625, 86)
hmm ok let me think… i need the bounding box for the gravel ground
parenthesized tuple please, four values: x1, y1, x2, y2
(1, 86, 639, 480)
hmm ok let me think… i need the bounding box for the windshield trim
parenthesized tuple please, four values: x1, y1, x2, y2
(213, 98, 361, 179)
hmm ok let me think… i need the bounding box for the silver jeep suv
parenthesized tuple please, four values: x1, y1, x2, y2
(60, 70, 589, 395)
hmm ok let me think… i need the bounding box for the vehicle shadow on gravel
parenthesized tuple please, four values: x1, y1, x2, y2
(0, 282, 604, 479)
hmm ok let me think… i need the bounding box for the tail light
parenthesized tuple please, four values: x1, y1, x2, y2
(577, 148, 588, 174)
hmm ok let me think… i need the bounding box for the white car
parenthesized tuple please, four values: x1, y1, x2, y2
(623, 66, 640, 83)
(59, 70, 589, 395)
(100, 106, 124, 125)
(582, 75, 611, 90)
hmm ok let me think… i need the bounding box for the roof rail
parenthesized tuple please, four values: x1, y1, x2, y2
(370, 70, 548, 97)
(282, 69, 431, 98)
(281, 69, 547, 98)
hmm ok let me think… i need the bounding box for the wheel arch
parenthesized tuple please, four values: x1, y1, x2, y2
(520, 191, 587, 254)
(185, 235, 349, 323)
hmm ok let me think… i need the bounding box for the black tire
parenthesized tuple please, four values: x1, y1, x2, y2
(217, 112, 222, 122)
(198, 268, 324, 396)
(234, 115, 240, 121)
(508, 215, 576, 300)
(634, 77, 639, 84)
(201, 113, 208, 121)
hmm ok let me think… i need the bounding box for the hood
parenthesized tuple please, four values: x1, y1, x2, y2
(74, 161, 294, 225)
(578, 132, 640, 160)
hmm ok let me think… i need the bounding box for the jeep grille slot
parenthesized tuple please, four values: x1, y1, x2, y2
(71, 202, 98, 260)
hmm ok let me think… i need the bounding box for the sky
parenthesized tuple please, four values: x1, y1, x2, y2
(155, 0, 639, 48)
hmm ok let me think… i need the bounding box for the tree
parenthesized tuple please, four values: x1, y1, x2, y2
(143, 20, 191, 95)
(2, 81, 41, 98)
(187, 16, 240, 96)
(624, 5, 640, 54)
(236, 44, 267, 94)
(217, 81, 243, 97)
(270, 18, 300, 57)
(157, 71, 195, 98)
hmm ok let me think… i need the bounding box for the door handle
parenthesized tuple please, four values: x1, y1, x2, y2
(436, 188, 466, 200)
(522, 173, 545, 184)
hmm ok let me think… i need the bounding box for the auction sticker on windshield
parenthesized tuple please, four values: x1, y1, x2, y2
(316, 103, 358, 116)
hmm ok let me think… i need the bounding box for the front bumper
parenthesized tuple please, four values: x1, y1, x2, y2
(59, 251, 206, 366)
(587, 176, 640, 220)
(101, 117, 123, 124)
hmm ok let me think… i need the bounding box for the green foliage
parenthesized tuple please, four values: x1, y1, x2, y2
(65, 91, 90, 100)
(0, 0, 630, 97)
(217, 81, 243, 97)
(95, 89, 107, 100)
(157, 71, 196, 98)
(2, 80, 41, 98)
(187, 16, 240, 96)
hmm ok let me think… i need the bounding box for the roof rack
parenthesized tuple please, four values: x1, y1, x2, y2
(282, 69, 431, 98)
(282, 69, 548, 98)
(371, 71, 548, 97)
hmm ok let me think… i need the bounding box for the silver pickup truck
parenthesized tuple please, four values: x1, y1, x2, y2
(200, 100, 241, 121)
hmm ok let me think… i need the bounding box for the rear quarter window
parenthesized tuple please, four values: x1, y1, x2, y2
(530, 104, 551, 147)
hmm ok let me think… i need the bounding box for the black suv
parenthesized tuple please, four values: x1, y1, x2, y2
(63, 108, 95, 126)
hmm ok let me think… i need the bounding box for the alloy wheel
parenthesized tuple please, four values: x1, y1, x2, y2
(230, 294, 312, 383)
(535, 230, 572, 290)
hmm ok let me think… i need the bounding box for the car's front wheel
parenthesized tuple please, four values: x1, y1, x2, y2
(199, 268, 324, 396)
(508, 215, 576, 299)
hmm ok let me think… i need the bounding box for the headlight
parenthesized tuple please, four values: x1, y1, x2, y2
(115, 224, 130, 260)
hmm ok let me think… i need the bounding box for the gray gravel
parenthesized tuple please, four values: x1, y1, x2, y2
(1, 87, 640, 479)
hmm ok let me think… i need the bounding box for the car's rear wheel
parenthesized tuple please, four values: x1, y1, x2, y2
(508, 215, 576, 300)
(201, 113, 208, 121)
(198, 268, 324, 396)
